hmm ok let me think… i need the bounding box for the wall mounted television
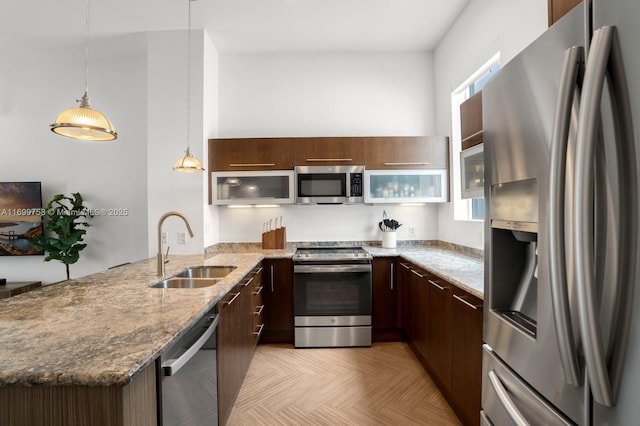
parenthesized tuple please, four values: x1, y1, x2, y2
(0, 182, 44, 256)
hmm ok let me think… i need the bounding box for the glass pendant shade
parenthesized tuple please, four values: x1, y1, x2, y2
(174, 147, 205, 172)
(51, 93, 117, 141)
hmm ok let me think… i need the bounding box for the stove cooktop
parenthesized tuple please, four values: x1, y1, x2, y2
(293, 247, 372, 263)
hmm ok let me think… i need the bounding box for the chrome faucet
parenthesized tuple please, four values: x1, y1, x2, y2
(157, 211, 195, 276)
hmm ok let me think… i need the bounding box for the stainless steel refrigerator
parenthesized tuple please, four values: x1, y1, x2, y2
(482, 0, 640, 424)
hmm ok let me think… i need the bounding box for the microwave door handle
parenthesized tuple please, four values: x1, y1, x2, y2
(575, 26, 638, 407)
(549, 45, 583, 387)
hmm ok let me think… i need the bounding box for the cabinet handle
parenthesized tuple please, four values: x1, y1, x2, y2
(428, 279, 446, 291)
(453, 294, 482, 310)
(253, 286, 264, 295)
(243, 276, 255, 287)
(254, 267, 263, 275)
(224, 292, 240, 306)
(270, 265, 275, 292)
(254, 305, 264, 315)
(400, 263, 411, 270)
(253, 324, 265, 336)
(461, 130, 484, 143)
(411, 269, 424, 278)
(384, 162, 430, 166)
(229, 163, 276, 167)
(306, 158, 352, 162)
(390, 262, 394, 290)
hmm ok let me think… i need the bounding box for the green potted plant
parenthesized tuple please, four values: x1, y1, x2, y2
(34, 193, 91, 280)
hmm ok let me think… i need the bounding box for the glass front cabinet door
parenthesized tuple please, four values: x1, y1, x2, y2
(364, 169, 448, 203)
(212, 170, 295, 205)
(460, 144, 484, 199)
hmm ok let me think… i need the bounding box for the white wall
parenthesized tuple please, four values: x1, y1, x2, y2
(0, 34, 150, 283)
(434, 0, 547, 249)
(146, 30, 206, 257)
(215, 51, 440, 242)
(203, 32, 221, 248)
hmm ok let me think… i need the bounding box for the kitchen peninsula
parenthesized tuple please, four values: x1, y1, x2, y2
(0, 243, 481, 425)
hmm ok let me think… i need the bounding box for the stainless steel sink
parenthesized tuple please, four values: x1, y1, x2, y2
(175, 265, 237, 279)
(149, 278, 220, 289)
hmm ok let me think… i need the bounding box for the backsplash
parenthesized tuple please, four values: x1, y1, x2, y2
(205, 239, 483, 259)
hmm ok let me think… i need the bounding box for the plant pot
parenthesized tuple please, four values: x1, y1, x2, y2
(382, 231, 397, 249)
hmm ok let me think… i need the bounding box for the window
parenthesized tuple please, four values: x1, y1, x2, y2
(451, 54, 500, 221)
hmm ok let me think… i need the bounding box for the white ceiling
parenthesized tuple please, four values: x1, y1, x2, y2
(1, 0, 470, 55)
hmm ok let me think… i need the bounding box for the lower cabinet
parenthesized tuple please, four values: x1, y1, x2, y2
(397, 259, 483, 426)
(261, 259, 294, 343)
(426, 271, 453, 392)
(372, 257, 402, 341)
(217, 264, 263, 425)
(451, 288, 483, 426)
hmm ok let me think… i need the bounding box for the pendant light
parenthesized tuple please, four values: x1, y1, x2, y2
(174, 0, 204, 172)
(50, 0, 117, 141)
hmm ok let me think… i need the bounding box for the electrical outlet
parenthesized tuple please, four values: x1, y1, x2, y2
(178, 232, 187, 245)
(161, 231, 168, 244)
(409, 225, 415, 237)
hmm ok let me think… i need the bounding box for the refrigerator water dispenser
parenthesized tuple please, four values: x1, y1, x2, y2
(489, 178, 539, 338)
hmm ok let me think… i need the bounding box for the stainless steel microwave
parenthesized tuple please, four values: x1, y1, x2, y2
(294, 165, 364, 204)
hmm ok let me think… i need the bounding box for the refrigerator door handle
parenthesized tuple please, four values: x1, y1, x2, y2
(574, 25, 638, 407)
(549, 45, 583, 387)
(488, 370, 530, 426)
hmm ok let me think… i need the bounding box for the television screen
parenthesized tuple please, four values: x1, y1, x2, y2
(0, 182, 44, 256)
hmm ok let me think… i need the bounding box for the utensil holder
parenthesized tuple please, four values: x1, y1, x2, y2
(382, 231, 397, 249)
(262, 230, 276, 249)
(275, 226, 286, 249)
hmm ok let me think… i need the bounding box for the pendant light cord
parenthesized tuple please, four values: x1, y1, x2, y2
(186, 0, 192, 153)
(84, 0, 90, 97)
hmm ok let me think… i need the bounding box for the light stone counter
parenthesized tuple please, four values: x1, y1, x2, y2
(365, 245, 484, 299)
(212, 241, 484, 298)
(0, 252, 262, 386)
(0, 242, 482, 387)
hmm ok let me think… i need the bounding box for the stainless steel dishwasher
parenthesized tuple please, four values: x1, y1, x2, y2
(159, 306, 219, 425)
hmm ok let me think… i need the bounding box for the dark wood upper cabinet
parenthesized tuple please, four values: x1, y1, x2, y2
(460, 91, 483, 150)
(209, 138, 295, 171)
(294, 137, 365, 166)
(364, 136, 449, 169)
(548, 0, 582, 26)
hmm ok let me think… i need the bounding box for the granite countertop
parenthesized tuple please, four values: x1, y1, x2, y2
(0, 253, 262, 387)
(0, 242, 482, 388)
(365, 245, 484, 299)
(217, 242, 484, 299)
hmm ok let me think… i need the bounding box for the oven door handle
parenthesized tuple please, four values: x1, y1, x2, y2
(162, 315, 220, 376)
(294, 264, 372, 274)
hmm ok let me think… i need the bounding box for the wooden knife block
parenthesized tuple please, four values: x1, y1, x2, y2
(262, 227, 286, 249)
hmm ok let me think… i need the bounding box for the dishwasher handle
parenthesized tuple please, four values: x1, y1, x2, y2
(162, 314, 220, 376)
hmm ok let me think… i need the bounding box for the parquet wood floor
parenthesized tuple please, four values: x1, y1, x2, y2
(227, 342, 462, 425)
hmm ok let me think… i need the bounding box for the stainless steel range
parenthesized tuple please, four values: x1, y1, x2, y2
(293, 247, 372, 348)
